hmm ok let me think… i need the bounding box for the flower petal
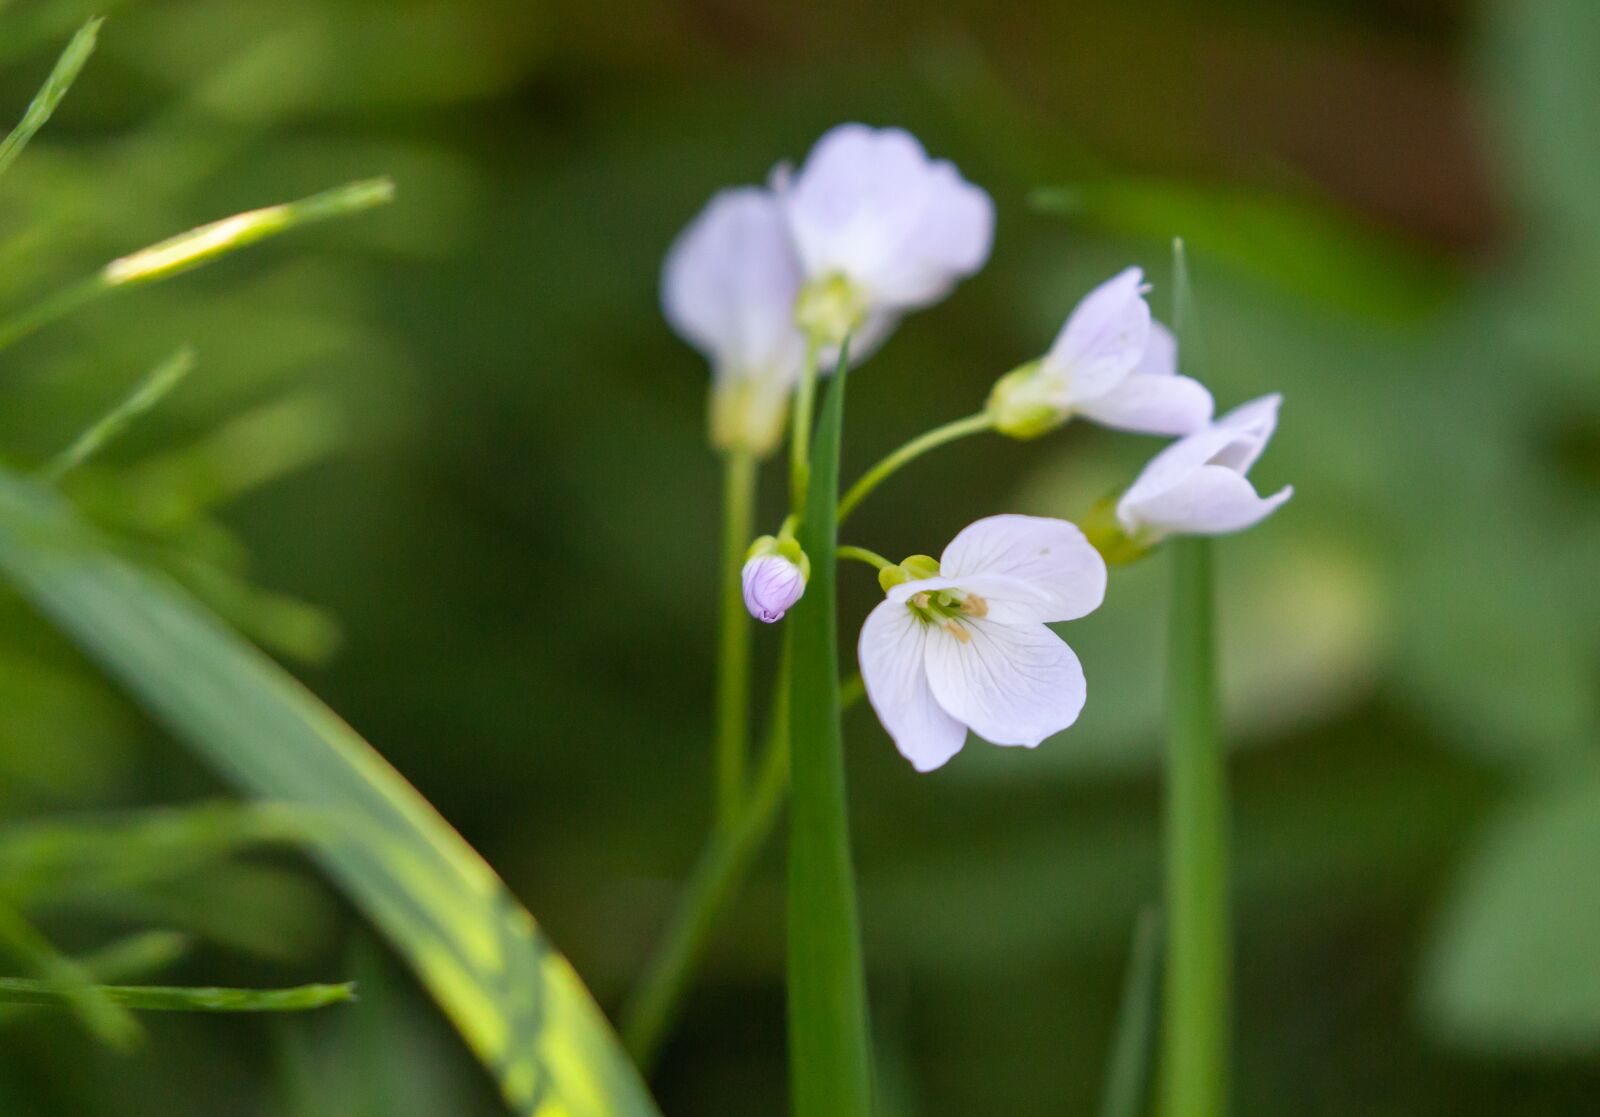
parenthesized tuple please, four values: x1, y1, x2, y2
(859, 599, 968, 771)
(1043, 267, 1151, 403)
(924, 619, 1087, 748)
(1122, 467, 1293, 536)
(1134, 320, 1178, 377)
(1211, 394, 1282, 473)
(937, 514, 1107, 623)
(662, 187, 805, 386)
(784, 123, 992, 310)
(1075, 372, 1214, 436)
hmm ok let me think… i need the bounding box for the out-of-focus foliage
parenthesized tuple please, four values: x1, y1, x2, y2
(0, 0, 1597, 1114)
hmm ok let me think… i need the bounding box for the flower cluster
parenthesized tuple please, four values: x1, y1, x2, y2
(664, 123, 1291, 772)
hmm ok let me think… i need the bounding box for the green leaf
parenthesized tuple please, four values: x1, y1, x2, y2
(787, 347, 873, 1117)
(0, 18, 100, 181)
(1421, 767, 1600, 1054)
(0, 977, 354, 1013)
(0, 900, 140, 1050)
(0, 467, 660, 1117)
(1099, 907, 1162, 1117)
(38, 347, 196, 483)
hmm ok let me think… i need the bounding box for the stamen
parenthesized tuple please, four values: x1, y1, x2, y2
(942, 621, 971, 643)
(960, 593, 989, 618)
(911, 592, 931, 609)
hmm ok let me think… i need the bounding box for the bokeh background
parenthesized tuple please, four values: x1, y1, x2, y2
(2, 0, 1598, 1113)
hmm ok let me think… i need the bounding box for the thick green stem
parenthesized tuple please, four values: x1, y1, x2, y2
(837, 411, 993, 523)
(1160, 537, 1229, 1117)
(714, 450, 759, 829)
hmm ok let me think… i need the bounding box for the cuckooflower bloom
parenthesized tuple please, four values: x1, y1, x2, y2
(986, 267, 1214, 439)
(780, 123, 993, 351)
(858, 515, 1107, 772)
(742, 536, 809, 623)
(662, 186, 807, 457)
(1117, 394, 1293, 540)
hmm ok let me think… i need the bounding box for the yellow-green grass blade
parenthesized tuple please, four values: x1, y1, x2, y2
(0, 18, 100, 180)
(0, 977, 354, 1012)
(0, 467, 660, 1117)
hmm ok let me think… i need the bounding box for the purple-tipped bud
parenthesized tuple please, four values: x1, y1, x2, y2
(742, 553, 806, 623)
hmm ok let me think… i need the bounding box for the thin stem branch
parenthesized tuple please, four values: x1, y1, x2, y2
(836, 545, 892, 571)
(837, 411, 994, 523)
(1160, 537, 1229, 1117)
(788, 340, 822, 511)
(714, 450, 759, 829)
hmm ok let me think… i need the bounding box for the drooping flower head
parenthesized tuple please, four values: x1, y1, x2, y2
(663, 187, 807, 457)
(987, 267, 1214, 439)
(858, 515, 1107, 772)
(1117, 394, 1293, 541)
(781, 124, 994, 353)
(741, 535, 810, 623)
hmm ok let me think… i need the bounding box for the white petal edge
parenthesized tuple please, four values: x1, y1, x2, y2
(1134, 320, 1178, 377)
(924, 619, 1087, 748)
(1123, 469, 1293, 537)
(937, 514, 1107, 623)
(858, 599, 968, 772)
(1075, 372, 1214, 436)
(1044, 267, 1151, 403)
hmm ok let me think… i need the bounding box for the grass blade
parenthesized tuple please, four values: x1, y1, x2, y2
(0, 179, 394, 353)
(787, 344, 873, 1117)
(0, 467, 660, 1117)
(0, 901, 140, 1050)
(0, 977, 353, 1012)
(0, 18, 100, 180)
(1099, 906, 1163, 1117)
(38, 347, 196, 483)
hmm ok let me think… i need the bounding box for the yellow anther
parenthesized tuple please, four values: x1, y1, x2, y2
(943, 621, 971, 643)
(960, 593, 989, 618)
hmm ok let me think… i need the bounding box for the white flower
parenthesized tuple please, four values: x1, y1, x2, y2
(858, 515, 1107, 772)
(662, 186, 807, 457)
(987, 267, 1214, 439)
(742, 552, 807, 623)
(781, 123, 994, 351)
(1117, 394, 1293, 539)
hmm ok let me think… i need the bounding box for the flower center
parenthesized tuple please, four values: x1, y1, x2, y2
(795, 273, 868, 346)
(907, 589, 988, 641)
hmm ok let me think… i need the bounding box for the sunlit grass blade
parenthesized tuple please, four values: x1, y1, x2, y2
(787, 342, 873, 1117)
(0, 900, 140, 1050)
(38, 347, 196, 483)
(1099, 906, 1163, 1117)
(0, 977, 354, 1012)
(0, 17, 100, 181)
(0, 467, 661, 1117)
(1160, 238, 1230, 1117)
(0, 178, 394, 353)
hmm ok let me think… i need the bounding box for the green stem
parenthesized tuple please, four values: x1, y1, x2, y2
(837, 411, 994, 523)
(0, 276, 105, 354)
(1161, 537, 1229, 1117)
(836, 545, 892, 571)
(714, 450, 759, 829)
(621, 674, 865, 1072)
(1099, 906, 1163, 1117)
(789, 341, 822, 511)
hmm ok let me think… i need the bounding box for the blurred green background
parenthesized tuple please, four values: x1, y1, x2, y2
(2, 0, 1598, 1113)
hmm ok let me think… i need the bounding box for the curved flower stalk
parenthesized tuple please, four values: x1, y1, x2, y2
(781, 124, 993, 354)
(858, 514, 1107, 772)
(663, 186, 808, 458)
(1117, 394, 1292, 542)
(987, 267, 1214, 439)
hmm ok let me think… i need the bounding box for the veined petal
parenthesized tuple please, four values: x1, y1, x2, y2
(938, 514, 1107, 623)
(1043, 267, 1151, 403)
(924, 619, 1087, 748)
(859, 599, 967, 772)
(1117, 424, 1257, 516)
(1122, 467, 1293, 536)
(1075, 372, 1214, 436)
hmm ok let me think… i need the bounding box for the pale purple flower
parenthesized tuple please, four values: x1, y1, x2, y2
(1117, 394, 1293, 540)
(662, 187, 807, 456)
(858, 515, 1107, 772)
(987, 267, 1214, 439)
(780, 124, 994, 350)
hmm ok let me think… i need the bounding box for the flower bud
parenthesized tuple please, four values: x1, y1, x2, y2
(742, 537, 810, 623)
